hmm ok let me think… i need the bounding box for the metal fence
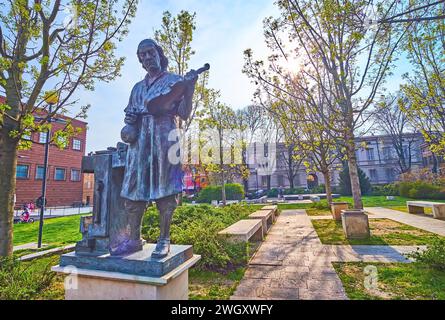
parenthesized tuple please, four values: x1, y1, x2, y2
(15, 205, 93, 218)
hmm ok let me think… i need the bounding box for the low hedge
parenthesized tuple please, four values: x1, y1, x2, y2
(371, 184, 400, 196)
(196, 183, 244, 203)
(142, 203, 256, 271)
(399, 181, 445, 200)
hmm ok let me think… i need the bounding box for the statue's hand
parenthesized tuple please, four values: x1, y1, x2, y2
(184, 69, 199, 84)
(124, 112, 138, 125)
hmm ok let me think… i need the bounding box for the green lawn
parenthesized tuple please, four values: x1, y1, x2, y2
(336, 196, 445, 208)
(189, 268, 246, 300)
(13, 214, 88, 246)
(312, 218, 443, 245)
(333, 262, 445, 300)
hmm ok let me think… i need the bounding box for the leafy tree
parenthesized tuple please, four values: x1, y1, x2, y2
(373, 93, 418, 174)
(198, 90, 237, 205)
(400, 4, 445, 161)
(0, 0, 138, 257)
(244, 0, 412, 208)
(154, 10, 209, 132)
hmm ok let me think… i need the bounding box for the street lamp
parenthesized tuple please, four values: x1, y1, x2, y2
(37, 91, 59, 248)
(255, 168, 259, 193)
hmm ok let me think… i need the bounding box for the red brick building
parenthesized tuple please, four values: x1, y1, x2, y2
(1, 97, 88, 208)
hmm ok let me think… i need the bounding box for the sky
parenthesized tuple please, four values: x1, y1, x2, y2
(71, 0, 280, 153)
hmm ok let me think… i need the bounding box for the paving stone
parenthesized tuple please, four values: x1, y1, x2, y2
(261, 287, 299, 300)
(244, 266, 284, 279)
(233, 279, 268, 297)
(306, 280, 345, 291)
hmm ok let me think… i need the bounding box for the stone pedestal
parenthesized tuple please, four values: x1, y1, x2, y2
(341, 210, 370, 239)
(331, 202, 349, 221)
(52, 244, 200, 300)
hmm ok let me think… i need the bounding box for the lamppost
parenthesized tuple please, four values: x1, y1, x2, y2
(37, 91, 59, 248)
(255, 168, 259, 193)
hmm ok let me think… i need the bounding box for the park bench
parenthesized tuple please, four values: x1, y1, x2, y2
(248, 210, 274, 237)
(218, 219, 264, 243)
(261, 205, 278, 221)
(407, 201, 445, 220)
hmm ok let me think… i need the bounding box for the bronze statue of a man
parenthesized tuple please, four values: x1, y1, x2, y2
(111, 39, 198, 258)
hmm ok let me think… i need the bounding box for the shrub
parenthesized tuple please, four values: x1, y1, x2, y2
(399, 181, 445, 200)
(310, 200, 330, 210)
(267, 188, 278, 197)
(197, 184, 244, 203)
(338, 165, 372, 196)
(372, 184, 400, 196)
(0, 257, 55, 299)
(142, 203, 255, 271)
(407, 238, 445, 271)
(311, 184, 327, 194)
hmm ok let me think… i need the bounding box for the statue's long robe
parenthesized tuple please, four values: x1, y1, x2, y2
(121, 72, 189, 201)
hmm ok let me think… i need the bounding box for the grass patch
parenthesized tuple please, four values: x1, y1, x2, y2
(0, 254, 65, 300)
(13, 214, 89, 247)
(337, 196, 445, 208)
(333, 262, 445, 300)
(312, 218, 443, 245)
(189, 267, 246, 300)
(306, 208, 331, 216)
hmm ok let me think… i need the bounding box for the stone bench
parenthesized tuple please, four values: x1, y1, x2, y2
(261, 205, 278, 221)
(407, 201, 445, 220)
(218, 219, 263, 242)
(248, 210, 274, 237)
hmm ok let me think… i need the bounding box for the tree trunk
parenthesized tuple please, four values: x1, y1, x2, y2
(346, 130, 363, 209)
(0, 124, 19, 257)
(322, 170, 333, 205)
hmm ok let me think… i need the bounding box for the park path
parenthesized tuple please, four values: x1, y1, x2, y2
(231, 209, 423, 300)
(365, 207, 445, 236)
(231, 210, 347, 300)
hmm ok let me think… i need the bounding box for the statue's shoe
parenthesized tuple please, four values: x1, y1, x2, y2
(151, 238, 170, 259)
(109, 239, 144, 256)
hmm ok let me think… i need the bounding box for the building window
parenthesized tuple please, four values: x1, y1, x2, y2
(367, 148, 375, 161)
(382, 147, 392, 160)
(56, 136, 68, 149)
(22, 132, 32, 140)
(35, 165, 45, 180)
(385, 168, 395, 181)
(54, 168, 66, 181)
(71, 169, 81, 182)
(403, 146, 409, 161)
(39, 132, 48, 144)
(73, 138, 82, 151)
(369, 169, 378, 182)
(277, 175, 284, 187)
(16, 164, 29, 179)
(261, 176, 268, 187)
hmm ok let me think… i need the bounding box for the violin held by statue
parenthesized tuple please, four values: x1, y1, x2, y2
(121, 63, 210, 144)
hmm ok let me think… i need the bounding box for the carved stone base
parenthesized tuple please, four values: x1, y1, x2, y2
(52, 254, 200, 300)
(341, 210, 370, 239)
(331, 202, 349, 221)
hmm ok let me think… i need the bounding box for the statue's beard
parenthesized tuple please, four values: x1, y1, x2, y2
(144, 63, 161, 76)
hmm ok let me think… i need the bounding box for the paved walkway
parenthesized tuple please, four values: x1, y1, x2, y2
(231, 210, 347, 300)
(231, 209, 423, 300)
(365, 207, 445, 236)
